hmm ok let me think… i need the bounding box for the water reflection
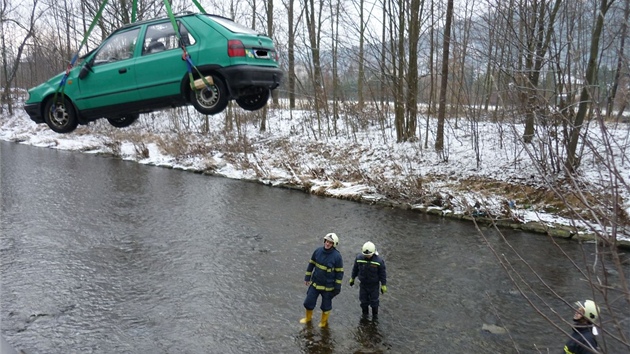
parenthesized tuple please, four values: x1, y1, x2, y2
(353, 318, 385, 354)
(299, 325, 334, 354)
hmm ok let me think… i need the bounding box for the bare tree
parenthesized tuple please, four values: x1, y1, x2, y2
(303, 0, 326, 137)
(329, 0, 340, 136)
(403, 0, 423, 142)
(605, 0, 629, 118)
(392, 0, 405, 142)
(357, 0, 365, 107)
(520, 0, 563, 144)
(565, 0, 616, 173)
(281, 0, 298, 108)
(424, 0, 435, 149)
(435, 0, 453, 155)
(1, 0, 41, 115)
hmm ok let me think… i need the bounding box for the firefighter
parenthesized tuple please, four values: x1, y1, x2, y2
(563, 300, 600, 354)
(299, 233, 344, 328)
(349, 241, 387, 320)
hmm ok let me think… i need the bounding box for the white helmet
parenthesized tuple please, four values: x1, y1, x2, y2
(576, 300, 600, 323)
(362, 241, 376, 256)
(323, 233, 339, 247)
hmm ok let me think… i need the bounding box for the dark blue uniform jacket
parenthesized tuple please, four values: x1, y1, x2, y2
(351, 254, 387, 287)
(563, 324, 598, 354)
(304, 246, 344, 292)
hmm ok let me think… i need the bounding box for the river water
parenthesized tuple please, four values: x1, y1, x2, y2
(1, 141, 628, 353)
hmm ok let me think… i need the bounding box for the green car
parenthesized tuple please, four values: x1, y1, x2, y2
(24, 13, 283, 133)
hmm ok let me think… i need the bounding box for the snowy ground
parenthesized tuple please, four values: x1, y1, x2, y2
(1, 101, 629, 245)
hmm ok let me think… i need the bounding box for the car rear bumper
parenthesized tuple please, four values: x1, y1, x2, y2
(219, 65, 283, 96)
(24, 103, 44, 123)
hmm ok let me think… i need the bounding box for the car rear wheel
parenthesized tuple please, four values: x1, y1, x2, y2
(44, 97, 79, 133)
(190, 75, 229, 115)
(107, 114, 139, 128)
(235, 88, 271, 111)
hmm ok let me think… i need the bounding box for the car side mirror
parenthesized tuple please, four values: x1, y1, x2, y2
(78, 58, 94, 80)
(180, 34, 190, 47)
(79, 65, 90, 79)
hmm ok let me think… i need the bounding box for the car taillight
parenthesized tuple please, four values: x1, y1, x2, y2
(228, 40, 246, 57)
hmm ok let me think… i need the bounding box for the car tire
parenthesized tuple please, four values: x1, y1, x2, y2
(190, 75, 229, 115)
(107, 114, 139, 128)
(235, 88, 270, 111)
(44, 96, 79, 133)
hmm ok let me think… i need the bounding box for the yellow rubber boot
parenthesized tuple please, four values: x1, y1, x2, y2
(318, 311, 330, 328)
(299, 309, 313, 324)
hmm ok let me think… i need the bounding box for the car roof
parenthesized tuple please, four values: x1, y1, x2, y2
(118, 11, 197, 29)
(117, 12, 236, 30)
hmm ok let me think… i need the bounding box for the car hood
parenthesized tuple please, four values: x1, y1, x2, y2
(26, 68, 80, 104)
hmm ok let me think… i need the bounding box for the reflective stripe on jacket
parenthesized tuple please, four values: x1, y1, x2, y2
(351, 254, 386, 286)
(563, 325, 598, 354)
(304, 246, 343, 291)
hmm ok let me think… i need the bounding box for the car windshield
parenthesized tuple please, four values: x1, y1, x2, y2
(206, 15, 262, 36)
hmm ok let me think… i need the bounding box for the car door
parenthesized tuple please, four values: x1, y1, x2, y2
(134, 21, 196, 101)
(75, 28, 141, 111)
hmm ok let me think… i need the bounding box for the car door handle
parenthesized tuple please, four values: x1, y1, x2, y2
(119, 68, 127, 74)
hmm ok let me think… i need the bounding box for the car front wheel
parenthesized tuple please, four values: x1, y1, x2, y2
(44, 97, 79, 133)
(107, 114, 139, 128)
(235, 88, 270, 111)
(190, 75, 229, 115)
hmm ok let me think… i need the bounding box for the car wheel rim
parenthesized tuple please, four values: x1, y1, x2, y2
(49, 104, 68, 127)
(242, 94, 261, 105)
(196, 86, 219, 108)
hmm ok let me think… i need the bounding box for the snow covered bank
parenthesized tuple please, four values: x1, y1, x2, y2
(1, 104, 628, 248)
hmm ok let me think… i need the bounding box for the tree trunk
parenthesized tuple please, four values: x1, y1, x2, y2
(606, 0, 629, 117)
(404, 0, 422, 141)
(330, 0, 340, 136)
(380, 0, 387, 106)
(522, 0, 562, 143)
(304, 0, 325, 138)
(393, 0, 406, 142)
(565, 0, 613, 173)
(267, 0, 279, 108)
(287, 0, 296, 109)
(358, 0, 365, 108)
(435, 0, 453, 153)
(425, 0, 434, 149)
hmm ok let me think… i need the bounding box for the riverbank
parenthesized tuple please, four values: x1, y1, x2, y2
(1, 106, 628, 249)
(192, 167, 630, 250)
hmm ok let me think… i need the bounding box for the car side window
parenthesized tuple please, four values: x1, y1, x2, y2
(142, 22, 196, 56)
(93, 28, 140, 65)
(178, 22, 196, 47)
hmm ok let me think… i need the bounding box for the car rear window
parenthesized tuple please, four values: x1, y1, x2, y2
(205, 15, 260, 35)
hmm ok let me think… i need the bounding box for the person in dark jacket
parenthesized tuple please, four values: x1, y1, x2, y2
(349, 241, 387, 320)
(563, 300, 600, 354)
(299, 233, 344, 328)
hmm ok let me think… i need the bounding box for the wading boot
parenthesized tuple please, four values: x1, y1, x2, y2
(300, 309, 313, 324)
(372, 306, 379, 321)
(318, 311, 331, 328)
(361, 305, 369, 320)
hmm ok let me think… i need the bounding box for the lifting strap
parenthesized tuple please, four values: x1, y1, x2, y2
(131, 0, 137, 23)
(53, 0, 110, 105)
(161, 0, 212, 90)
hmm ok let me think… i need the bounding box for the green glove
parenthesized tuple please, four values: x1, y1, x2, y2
(381, 285, 387, 294)
(349, 278, 355, 287)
